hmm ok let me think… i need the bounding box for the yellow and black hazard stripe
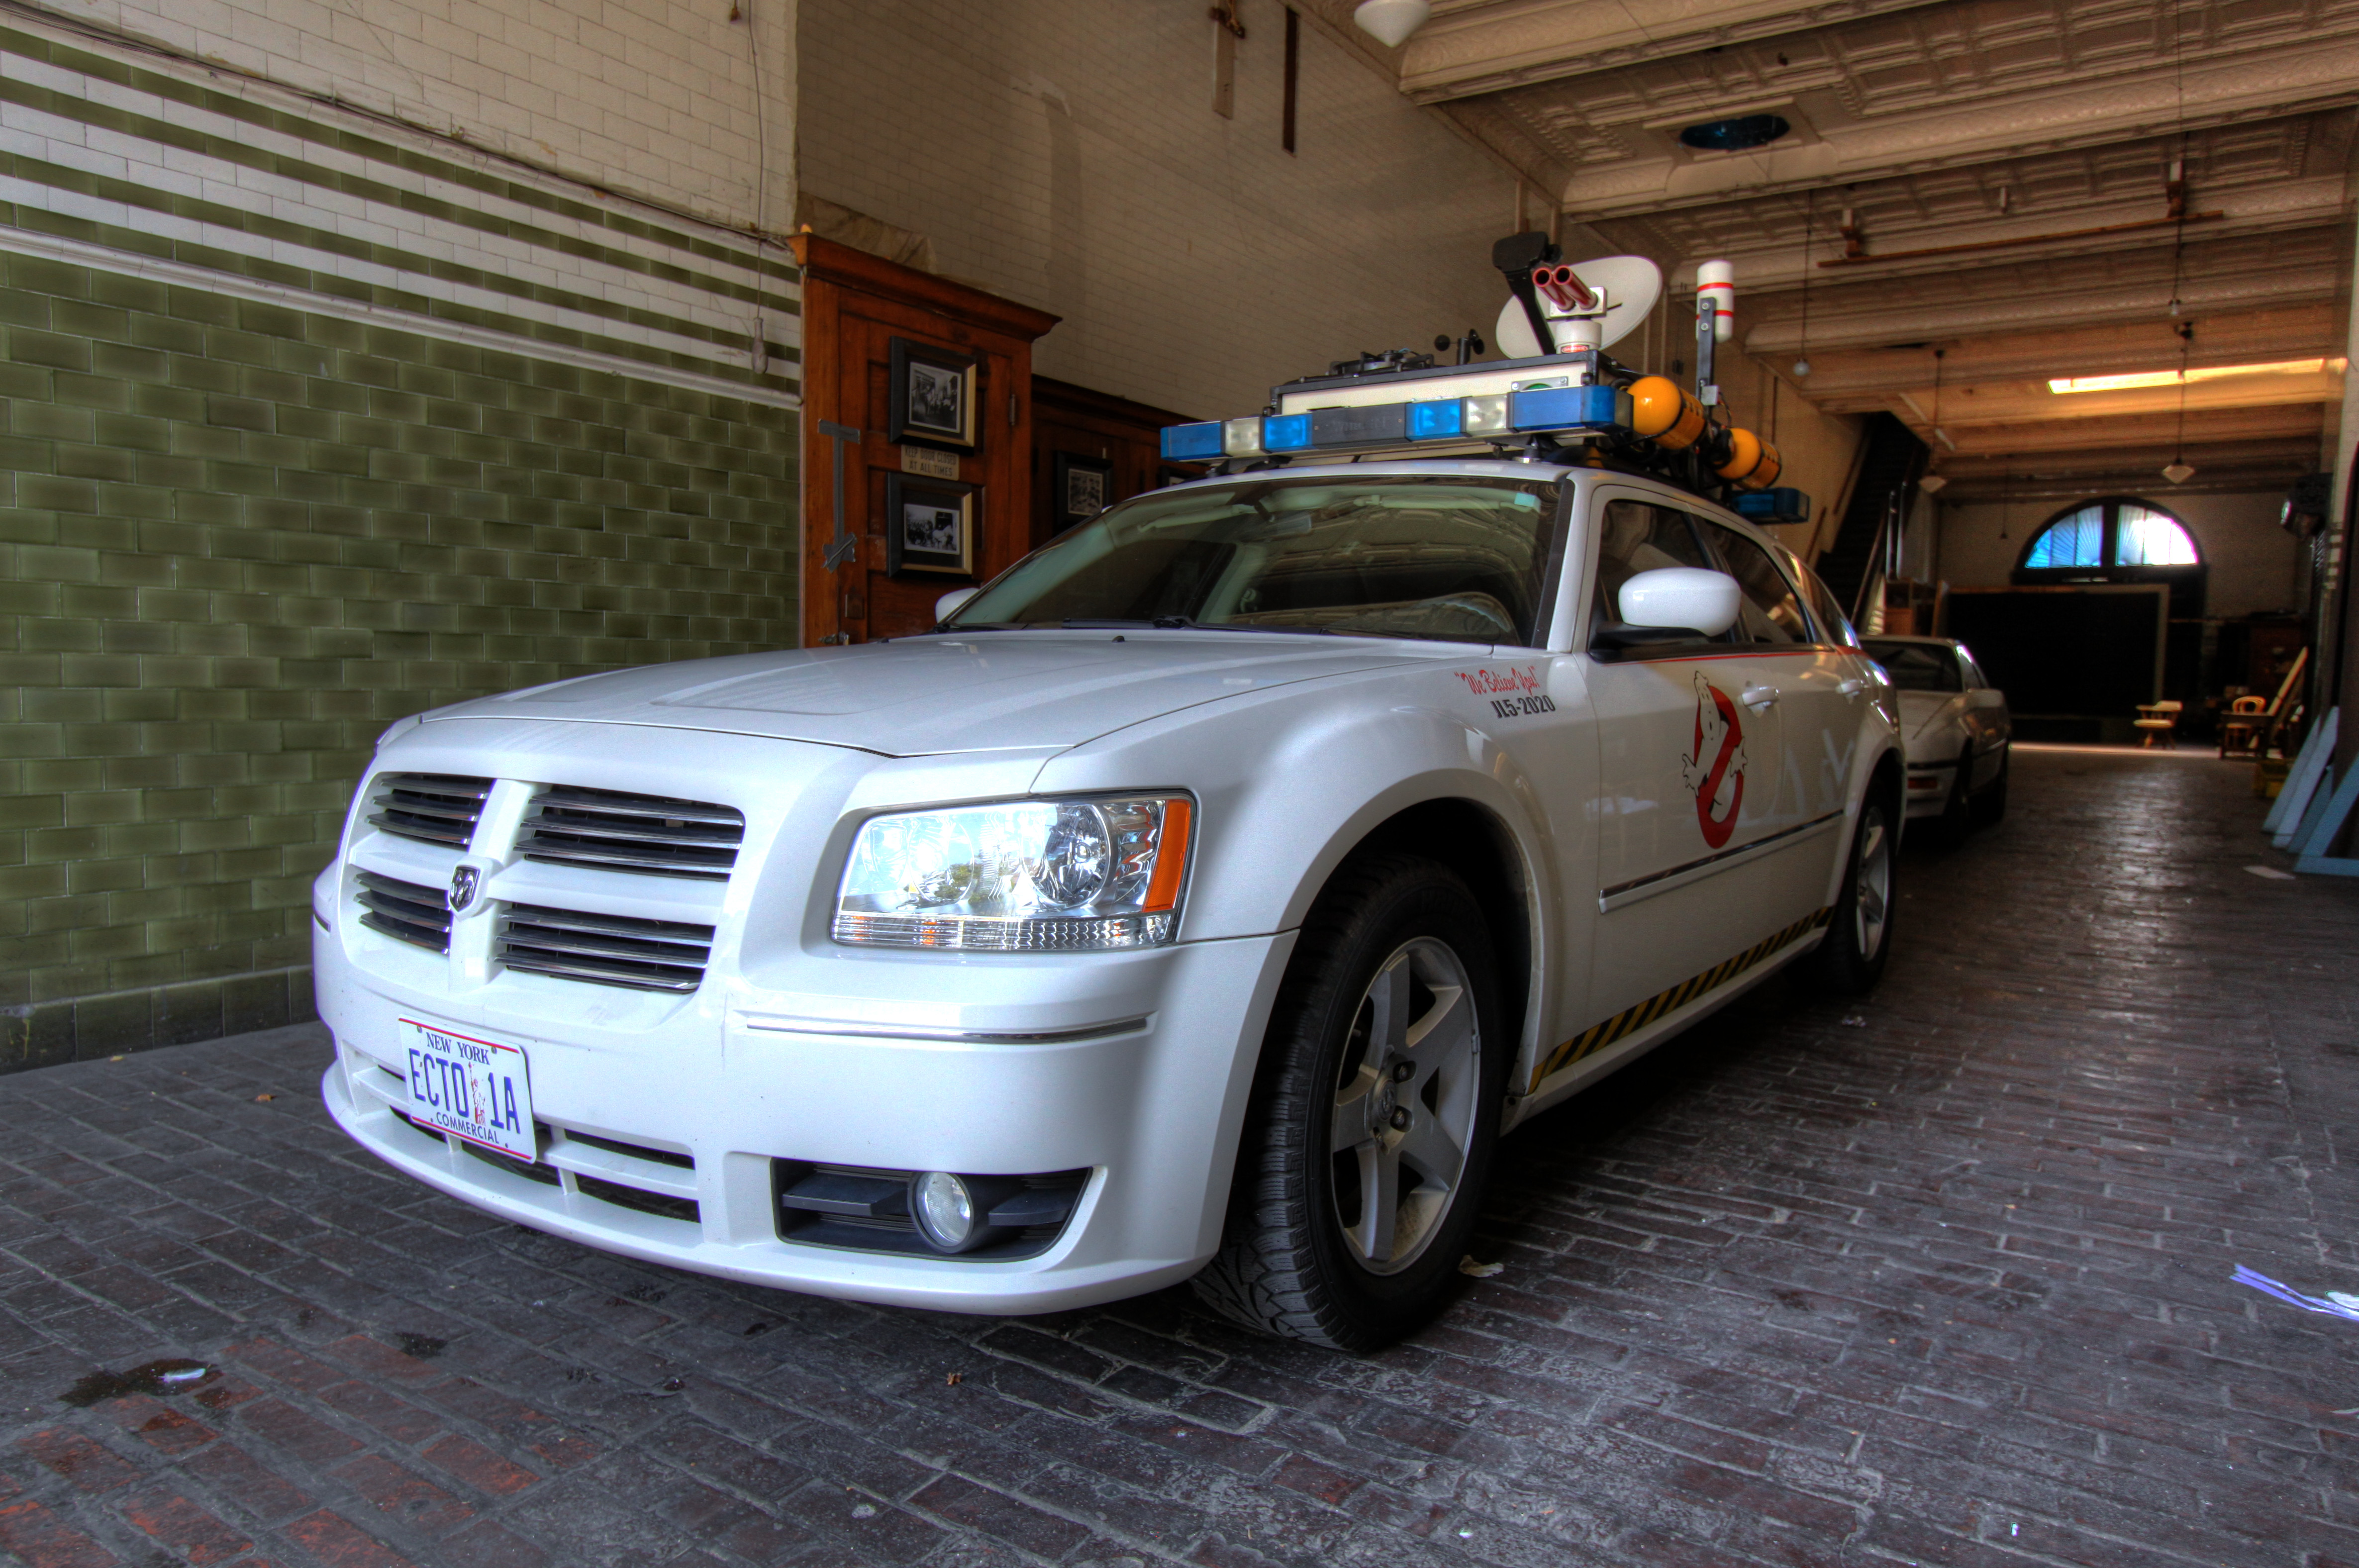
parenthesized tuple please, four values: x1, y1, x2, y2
(1528, 905, 1834, 1093)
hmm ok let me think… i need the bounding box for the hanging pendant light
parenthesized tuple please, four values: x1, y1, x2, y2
(1352, 0, 1431, 47)
(1916, 347, 1947, 494)
(2162, 320, 2195, 485)
(1792, 192, 1814, 378)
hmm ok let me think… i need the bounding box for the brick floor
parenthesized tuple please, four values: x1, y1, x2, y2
(3, 747, 2357, 1567)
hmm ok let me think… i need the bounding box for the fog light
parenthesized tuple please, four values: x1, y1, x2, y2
(910, 1172, 976, 1250)
(1908, 776, 1940, 791)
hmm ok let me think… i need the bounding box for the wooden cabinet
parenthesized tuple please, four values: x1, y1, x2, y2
(1030, 377, 1204, 551)
(789, 234, 1059, 645)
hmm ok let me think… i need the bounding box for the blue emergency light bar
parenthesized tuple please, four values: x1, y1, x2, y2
(1733, 488, 1811, 524)
(1161, 383, 1632, 463)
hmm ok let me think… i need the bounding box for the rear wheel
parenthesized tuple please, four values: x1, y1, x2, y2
(1794, 793, 1895, 997)
(1193, 855, 1503, 1351)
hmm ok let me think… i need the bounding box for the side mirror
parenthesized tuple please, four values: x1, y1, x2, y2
(1600, 567, 1741, 645)
(935, 588, 980, 622)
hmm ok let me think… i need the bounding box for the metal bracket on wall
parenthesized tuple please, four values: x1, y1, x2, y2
(818, 420, 863, 572)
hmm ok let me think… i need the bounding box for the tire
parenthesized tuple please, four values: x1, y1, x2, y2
(1972, 746, 2009, 825)
(1929, 761, 1971, 849)
(1192, 854, 1505, 1351)
(1793, 791, 1896, 997)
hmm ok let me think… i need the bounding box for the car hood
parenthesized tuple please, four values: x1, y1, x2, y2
(424, 633, 1438, 756)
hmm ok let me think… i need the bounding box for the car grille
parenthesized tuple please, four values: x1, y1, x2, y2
(355, 871, 452, 953)
(368, 773, 492, 848)
(495, 904, 715, 992)
(515, 785, 744, 881)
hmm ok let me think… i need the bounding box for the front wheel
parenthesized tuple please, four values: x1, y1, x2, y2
(1973, 745, 2009, 825)
(1193, 855, 1505, 1351)
(1793, 793, 1895, 997)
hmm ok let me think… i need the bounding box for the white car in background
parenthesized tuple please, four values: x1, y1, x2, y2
(1863, 635, 2011, 844)
(316, 461, 1902, 1350)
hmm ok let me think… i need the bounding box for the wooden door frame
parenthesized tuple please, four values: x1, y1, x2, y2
(789, 233, 1059, 647)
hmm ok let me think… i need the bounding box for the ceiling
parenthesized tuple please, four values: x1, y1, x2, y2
(1335, 0, 2358, 501)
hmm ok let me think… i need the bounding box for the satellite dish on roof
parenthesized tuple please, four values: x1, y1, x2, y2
(1494, 255, 1664, 359)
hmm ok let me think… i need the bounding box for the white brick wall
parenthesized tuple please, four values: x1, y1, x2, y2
(796, 0, 1518, 419)
(47, 0, 793, 230)
(0, 7, 798, 403)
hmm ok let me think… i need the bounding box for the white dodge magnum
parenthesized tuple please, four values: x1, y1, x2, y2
(316, 459, 1901, 1349)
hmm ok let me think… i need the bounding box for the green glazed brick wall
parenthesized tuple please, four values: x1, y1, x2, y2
(0, 253, 800, 1071)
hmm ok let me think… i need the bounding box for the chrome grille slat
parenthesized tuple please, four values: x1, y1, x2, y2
(498, 930, 708, 965)
(497, 903, 714, 993)
(532, 787, 742, 825)
(368, 773, 492, 848)
(355, 870, 452, 954)
(516, 785, 745, 882)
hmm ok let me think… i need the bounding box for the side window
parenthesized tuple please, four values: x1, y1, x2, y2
(1705, 522, 1809, 645)
(1799, 563, 1862, 649)
(1591, 499, 1718, 638)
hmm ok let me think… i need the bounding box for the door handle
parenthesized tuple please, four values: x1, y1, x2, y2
(1740, 684, 1779, 711)
(1837, 678, 1866, 697)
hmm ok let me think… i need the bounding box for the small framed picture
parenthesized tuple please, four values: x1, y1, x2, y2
(884, 474, 977, 578)
(888, 338, 979, 453)
(1053, 452, 1115, 532)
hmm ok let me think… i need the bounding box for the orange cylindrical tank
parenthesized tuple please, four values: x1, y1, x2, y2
(1629, 376, 1706, 449)
(1716, 428, 1783, 489)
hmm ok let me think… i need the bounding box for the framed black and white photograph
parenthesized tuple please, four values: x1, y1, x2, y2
(888, 338, 979, 453)
(1053, 452, 1115, 532)
(884, 473, 977, 579)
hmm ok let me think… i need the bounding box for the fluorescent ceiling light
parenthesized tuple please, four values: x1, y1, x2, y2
(2047, 358, 2342, 394)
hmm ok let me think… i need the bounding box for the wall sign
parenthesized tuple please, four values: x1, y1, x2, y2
(900, 445, 960, 480)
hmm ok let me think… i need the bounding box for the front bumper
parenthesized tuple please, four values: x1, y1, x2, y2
(317, 927, 1295, 1314)
(1902, 758, 1959, 819)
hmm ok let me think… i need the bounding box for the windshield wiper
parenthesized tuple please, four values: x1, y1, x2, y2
(1060, 616, 1334, 636)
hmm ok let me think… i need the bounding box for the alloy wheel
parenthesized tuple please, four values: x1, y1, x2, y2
(1328, 937, 1482, 1275)
(1854, 810, 1892, 959)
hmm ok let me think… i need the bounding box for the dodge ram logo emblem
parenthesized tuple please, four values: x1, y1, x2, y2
(447, 865, 481, 914)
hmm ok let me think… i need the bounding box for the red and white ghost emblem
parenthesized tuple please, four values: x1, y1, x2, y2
(1679, 673, 1748, 849)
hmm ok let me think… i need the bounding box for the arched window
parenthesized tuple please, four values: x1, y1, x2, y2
(2019, 498, 2201, 571)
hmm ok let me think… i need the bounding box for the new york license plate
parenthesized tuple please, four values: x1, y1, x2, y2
(397, 1018, 536, 1161)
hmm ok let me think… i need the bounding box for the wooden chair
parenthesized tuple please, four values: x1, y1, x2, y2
(2134, 700, 2183, 748)
(2218, 695, 2270, 759)
(2259, 649, 2310, 759)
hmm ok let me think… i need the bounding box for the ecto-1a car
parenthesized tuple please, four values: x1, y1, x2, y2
(316, 459, 1902, 1349)
(1862, 635, 2012, 845)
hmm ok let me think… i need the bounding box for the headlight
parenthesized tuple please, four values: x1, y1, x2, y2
(833, 795, 1192, 951)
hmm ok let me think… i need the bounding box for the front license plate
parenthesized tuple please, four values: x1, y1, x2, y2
(397, 1017, 536, 1161)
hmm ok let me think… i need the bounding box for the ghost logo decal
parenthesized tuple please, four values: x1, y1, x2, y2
(448, 864, 481, 915)
(1679, 673, 1748, 849)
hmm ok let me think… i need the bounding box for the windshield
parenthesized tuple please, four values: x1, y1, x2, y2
(944, 475, 1565, 645)
(1865, 640, 1963, 693)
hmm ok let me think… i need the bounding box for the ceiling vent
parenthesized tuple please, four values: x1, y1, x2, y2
(1679, 115, 1791, 152)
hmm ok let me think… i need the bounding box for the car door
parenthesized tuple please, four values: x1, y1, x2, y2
(1699, 520, 1859, 902)
(1579, 491, 1794, 1049)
